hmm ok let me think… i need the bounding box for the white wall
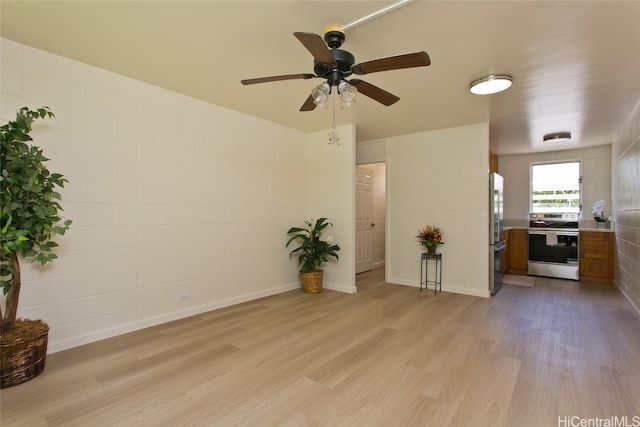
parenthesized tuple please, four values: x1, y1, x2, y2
(386, 124, 490, 297)
(612, 99, 640, 313)
(1, 38, 331, 353)
(499, 145, 612, 226)
(356, 139, 385, 164)
(307, 125, 356, 293)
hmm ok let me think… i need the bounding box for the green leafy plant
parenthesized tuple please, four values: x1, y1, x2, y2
(286, 218, 340, 273)
(1, 107, 71, 333)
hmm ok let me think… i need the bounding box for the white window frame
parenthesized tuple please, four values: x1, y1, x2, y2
(530, 160, 582, 214)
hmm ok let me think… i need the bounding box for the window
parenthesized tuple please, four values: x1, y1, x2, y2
(530, 161, 581, 213)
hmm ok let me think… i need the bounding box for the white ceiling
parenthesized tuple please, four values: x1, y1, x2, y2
(2, 1, 640, 155)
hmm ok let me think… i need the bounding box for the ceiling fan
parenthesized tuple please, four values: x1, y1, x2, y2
(241, 26, 431, 111)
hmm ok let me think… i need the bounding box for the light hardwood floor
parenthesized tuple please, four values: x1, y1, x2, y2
(2, 267, 640, 426)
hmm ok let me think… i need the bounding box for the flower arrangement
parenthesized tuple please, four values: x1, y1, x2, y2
(416, 225, 444, 248)
(286, 218, 340, 273)
(592, 200, 608, 222)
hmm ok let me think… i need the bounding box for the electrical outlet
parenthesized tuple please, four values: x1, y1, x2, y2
(179, 295, 190, 303)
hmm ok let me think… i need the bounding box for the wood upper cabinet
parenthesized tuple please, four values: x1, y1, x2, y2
(489, 151, 499, 174)
(506, 228, 527, 275)
(580, 231, 614, 282)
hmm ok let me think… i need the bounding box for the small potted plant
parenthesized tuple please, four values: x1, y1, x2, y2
(417, 224, 444, 254)
(1, 107, 72, 388)
(286, 217, 340, 293)
(592, 200, 609, 229)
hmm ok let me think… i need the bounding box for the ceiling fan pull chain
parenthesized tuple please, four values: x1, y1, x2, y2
(328, 94, 340, 145)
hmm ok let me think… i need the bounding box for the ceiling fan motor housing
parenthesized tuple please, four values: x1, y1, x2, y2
(314, 49, 355, 85)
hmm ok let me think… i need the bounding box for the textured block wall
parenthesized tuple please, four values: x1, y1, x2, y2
(614, 100, 640, 312)
(2, 39, 310, 352)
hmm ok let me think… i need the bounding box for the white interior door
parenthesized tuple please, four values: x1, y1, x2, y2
(356, 166, 374, 273)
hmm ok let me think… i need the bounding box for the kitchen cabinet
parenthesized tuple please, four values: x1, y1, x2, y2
(503, 229, 510, 273)
(579, 231, 614, 282)
(505, 228, 527, 275)
(489, 151, 499, 174)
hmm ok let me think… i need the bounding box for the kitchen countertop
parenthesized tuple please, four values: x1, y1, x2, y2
(503, 226, 615, 233)
(578, 227, 615, 232)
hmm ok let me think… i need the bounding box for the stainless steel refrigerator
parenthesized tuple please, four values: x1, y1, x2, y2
(489, 173, 506, 295)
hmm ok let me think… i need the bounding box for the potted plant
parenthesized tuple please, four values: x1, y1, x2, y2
(592, 199, 609, 229)
(286, 217, 340, 293)
(1, 107, 72, 388)
(417, 224, 444, 254)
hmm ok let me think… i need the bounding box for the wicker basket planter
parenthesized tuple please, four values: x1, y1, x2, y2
(300, 270, 324, 293)
(1, 319, 49, 389)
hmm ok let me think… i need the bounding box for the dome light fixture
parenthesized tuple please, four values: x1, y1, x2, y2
(338, 80, 357, 107)
(469, 74, 513, 95)
(311, 82, 331, 107)
(543, 132, 572, 143)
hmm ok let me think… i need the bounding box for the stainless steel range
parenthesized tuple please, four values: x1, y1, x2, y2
(527, 213, 579, 280)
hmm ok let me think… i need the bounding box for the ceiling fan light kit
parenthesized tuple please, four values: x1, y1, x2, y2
(543, 132, 572, 143)
(469, 74, 513, 95)
(311, 80, 358, 109)
(312, 82, 331, 107)
(338, 81, 357, 105)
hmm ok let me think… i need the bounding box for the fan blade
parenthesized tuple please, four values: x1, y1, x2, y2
(300, 94, 317, 112)
(241, 73, 316, 85)
(294, 32, 337, 66)
(349, 79, 400, 106)
(351, 51, 430, 75)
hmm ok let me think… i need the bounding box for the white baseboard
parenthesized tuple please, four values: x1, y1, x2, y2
(614, 278, 640, 319)
(47, 283, 299, 354)
(387, 277, 491, 298)
(324, 282, 358, 294)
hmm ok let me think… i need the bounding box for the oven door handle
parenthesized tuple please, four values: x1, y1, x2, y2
(528, 230, 579, 237)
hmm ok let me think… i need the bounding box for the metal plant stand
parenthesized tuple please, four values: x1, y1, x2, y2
(420, 252, 442, 294)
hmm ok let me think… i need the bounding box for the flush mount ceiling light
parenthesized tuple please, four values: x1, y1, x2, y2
(469, 74, 513, 95)
(543, 132, 572, 143)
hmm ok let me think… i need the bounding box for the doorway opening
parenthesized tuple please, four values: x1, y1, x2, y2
(356, 163, 386, 277)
